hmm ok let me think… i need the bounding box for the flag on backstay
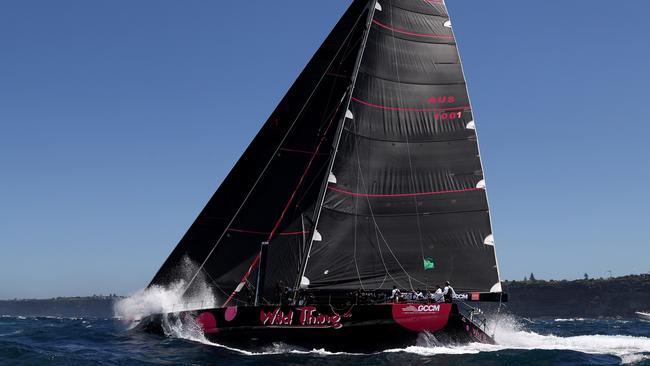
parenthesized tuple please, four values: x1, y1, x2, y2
(423, 258, 435, 270)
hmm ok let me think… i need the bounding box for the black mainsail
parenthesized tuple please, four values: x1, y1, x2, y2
(149, 0, 501, 306)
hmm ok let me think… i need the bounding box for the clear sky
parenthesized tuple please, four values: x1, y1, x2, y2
(1, 1, 649, 299)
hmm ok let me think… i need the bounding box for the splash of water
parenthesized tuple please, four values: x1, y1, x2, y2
(387, 314, 650, 364)
(159, 312, 650, 363)
(113, 257, 217, 326)
(490, 315, 650, 363)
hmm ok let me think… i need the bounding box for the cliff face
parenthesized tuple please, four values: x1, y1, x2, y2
(503, 275, 650, 318)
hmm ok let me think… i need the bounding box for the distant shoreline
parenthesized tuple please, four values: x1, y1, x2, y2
(1, 294, 124, 302)
(2, 274, 648, 318)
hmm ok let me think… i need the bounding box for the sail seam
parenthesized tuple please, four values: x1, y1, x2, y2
(328, 185, 484, 198)
(321, 205, 489, 218)
(361, 69, 465, 86)
(390, 3, 448, 17)
(358, 69, 465, 86)
(372, 19, 454, 39)
(341, 127, 474, 144)
(297, 0, 380, 292)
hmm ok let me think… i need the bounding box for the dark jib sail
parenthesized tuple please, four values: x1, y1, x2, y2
(149, 0, 501, 307)
(149, 0, 372, 302)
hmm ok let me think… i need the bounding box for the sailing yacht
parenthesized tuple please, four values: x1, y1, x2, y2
(139, 0, 507, 351)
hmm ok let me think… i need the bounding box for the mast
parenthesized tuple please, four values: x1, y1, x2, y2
(254, 241, 269, 306)
(296, 0, 379, 294)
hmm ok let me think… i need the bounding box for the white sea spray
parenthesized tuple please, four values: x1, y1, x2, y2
(113, 257, 217, 327)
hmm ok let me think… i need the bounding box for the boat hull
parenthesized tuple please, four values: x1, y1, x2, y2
(138, 303, 494, 352)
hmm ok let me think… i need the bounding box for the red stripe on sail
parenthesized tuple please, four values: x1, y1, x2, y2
(352, 97, 469, 112)
(372, 20, 454, 39)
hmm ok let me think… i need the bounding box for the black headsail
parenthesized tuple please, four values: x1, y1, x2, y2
(301, 0, 501, 294)
(149, 0, 373, 304)
(150, 0, 502, 305)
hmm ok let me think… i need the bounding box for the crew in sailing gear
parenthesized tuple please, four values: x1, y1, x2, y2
(432, 285, 444, 303)
(414, 289, 425, 301)
(443, 281, 455, 303)
(390, 286, 402, 303)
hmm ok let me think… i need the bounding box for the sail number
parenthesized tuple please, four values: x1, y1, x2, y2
(435, 111, 463, 120)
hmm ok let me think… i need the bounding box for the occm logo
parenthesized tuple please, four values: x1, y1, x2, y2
(417, 305, 441, 312)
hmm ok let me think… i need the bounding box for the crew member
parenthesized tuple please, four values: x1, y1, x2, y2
(414, 289, 425, 301)
(390, 286, 402, 303)
(432, 284, 444, 303)
(443, 281, 455, 303)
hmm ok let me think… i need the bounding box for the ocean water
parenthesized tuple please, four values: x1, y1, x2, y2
(1, 315, 649, 365)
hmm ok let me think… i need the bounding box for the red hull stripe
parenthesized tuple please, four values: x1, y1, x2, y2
(351, 97, 469, 112)
(372, 20, 454, 39)
(328, 185, 483, 198)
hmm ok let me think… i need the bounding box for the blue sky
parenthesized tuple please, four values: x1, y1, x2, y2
(1, 1, 649, 299)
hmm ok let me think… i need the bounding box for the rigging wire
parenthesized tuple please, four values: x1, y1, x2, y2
(180, 7, 371, 301)
(422, 0, 505, 292)
(355, 142, 421, 290)
(297, 0, 379, 293)
(388, 0, 427, 287)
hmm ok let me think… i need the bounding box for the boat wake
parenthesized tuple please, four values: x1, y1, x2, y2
(161, 314, 650, 363)
(389, 316, 650, 364)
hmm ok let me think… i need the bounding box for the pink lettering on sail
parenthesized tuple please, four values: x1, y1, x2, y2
(427, 95, 456, 104)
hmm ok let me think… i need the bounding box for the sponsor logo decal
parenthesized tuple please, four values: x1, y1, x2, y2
(260, 306, 347, 329)
(453, 293, 469, 300)
(398, 304, 441, 314)
(417, 304, 441, 312)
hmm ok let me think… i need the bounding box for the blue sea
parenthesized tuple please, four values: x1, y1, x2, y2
(1, 315, 649, 365)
